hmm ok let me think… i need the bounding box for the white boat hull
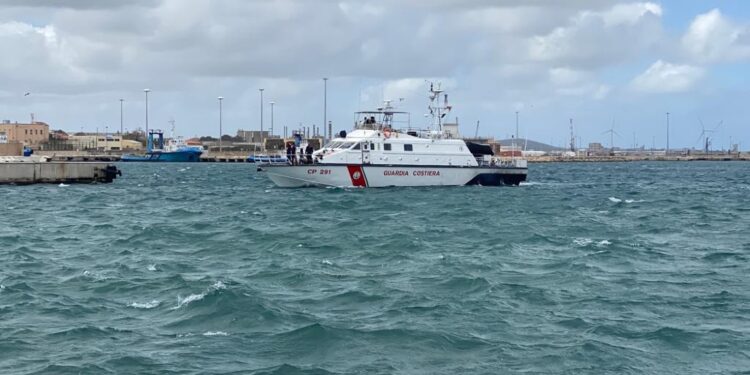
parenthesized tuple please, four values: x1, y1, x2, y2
(262, 164, 526, 188)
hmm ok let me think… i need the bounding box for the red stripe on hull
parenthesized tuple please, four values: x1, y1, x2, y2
(346, 165, 368, 187)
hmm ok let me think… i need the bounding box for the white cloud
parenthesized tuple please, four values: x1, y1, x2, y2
(600, 2, 662, 27)
(682, 9, 750, 63)
(631, 60, 704, 93)
(528, 2, 663, 68)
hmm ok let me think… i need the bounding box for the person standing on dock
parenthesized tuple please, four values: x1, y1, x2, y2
(290, 143, 297, 165)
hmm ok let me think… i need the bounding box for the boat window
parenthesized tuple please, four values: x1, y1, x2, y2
(340, 142, 355, 149)
(352, 143, 361, 150)
(404, 144, 413, 151)
(384, 143, 391, 151)
(362, 143, 368, 150)
(371, 142, 375, 150)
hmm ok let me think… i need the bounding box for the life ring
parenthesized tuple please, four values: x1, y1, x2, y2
(383, 127, 392, 139)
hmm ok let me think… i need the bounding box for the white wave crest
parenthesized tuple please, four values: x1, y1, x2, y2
(82, 270, 110, 281)
(173, 281, 227, 309)
(574, 238, 593, 246)
(147, 264, 157, 271)
(597, 240, 612, 246)
(58, 183, 69, 187)
(608, 197, 622, 203)
(203, 331, 229, 336)
(175, 293, 204, 308)
(625, 199, 644, 203)
(128, 300, 160, 309)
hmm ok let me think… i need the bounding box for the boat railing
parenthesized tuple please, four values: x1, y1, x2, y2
(475, 156, 526, 168)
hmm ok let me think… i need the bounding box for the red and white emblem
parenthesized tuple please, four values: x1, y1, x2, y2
(346, 165, 368, 187)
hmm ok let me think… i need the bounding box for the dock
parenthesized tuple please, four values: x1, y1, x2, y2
(35, 151, 255, 163)
(0, 157, 121, 184)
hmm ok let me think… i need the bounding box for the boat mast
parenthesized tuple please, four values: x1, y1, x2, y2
(427, 81, 452, 132)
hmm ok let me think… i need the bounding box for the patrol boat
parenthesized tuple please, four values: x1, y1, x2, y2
(261, 83, 527, 187)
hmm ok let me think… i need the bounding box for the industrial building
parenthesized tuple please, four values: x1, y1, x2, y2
(0, 121, 50, 146)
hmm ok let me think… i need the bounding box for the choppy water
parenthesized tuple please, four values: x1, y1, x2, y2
(1, 162, 749, 374)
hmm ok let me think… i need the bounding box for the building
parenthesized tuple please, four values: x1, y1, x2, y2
(67, 134, 143, 151)
(587, 142, 606, 156)
(0, 120, 50, 146)
(237, 130, 270, 143)
(443, 123, 460, 138)
(51, 129, 69, 140)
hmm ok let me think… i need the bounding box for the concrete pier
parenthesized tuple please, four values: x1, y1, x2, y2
(0, 157, 121, 184)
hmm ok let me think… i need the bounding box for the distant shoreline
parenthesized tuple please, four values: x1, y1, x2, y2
(526, 154, 749, 163)
(14, 150, 750, 163)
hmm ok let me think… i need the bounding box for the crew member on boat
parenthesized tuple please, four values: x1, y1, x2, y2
(305, 143, 314, 164)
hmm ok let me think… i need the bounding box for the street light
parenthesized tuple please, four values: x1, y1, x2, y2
(259, 88, 264, 151)
(119, 99, 124, 135)
(323, 78, 328, 143)
(218, 96, 224, 153)
(666, 112, 670, 155)
(270, 102, 276, 137)
(144, 89, 150, 135)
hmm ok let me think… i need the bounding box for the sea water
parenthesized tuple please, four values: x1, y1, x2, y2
(1, 162, 748, 374)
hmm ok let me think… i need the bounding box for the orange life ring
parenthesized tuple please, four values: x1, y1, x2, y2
(383, 127, 392, 138)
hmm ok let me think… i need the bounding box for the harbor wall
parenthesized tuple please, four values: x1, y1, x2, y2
(0, 161, 120, 184)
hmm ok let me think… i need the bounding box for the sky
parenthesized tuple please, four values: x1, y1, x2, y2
(0, 0, 748, 150)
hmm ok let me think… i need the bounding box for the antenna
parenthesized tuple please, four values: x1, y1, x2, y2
(168, 118, 176, 139)
(569, 118, 575, 152)
(425, 81, 452, 133)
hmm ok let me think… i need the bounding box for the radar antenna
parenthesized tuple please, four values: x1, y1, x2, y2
(426, 81, 452, 131)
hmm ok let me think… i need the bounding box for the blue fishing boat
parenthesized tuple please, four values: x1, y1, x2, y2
(121, 129, 202, 162)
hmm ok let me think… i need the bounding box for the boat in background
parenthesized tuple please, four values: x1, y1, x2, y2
(121, 126, 202, 162)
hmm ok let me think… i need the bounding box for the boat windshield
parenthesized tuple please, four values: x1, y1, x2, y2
(324, 141, 356, 149)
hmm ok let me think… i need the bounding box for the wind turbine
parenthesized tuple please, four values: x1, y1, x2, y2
(695, 117, 722, 153)
(602, 117, 621, 154)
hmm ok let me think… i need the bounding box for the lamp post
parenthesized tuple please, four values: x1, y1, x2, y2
(144, 89, 150, 135)
(119, 99, 124, 135)
(666, 112, 670, 155)
(259, 88, 264, 151)
(270, 101, 275, 139)
(218, 96, 224, 153)
(323, 77, 328, 143)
